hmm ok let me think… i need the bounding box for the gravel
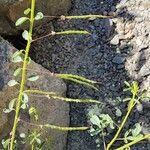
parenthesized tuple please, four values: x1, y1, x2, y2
(30, 0, 150, 149)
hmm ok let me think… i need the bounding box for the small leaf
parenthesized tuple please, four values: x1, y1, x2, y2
(115, 108, 122, 117)
(29, 107, 35, 115)
(35, 12, 44, 20)
(24, 8, 31, 15)
(131, 123, 142, 137)
(29, 107, 38, 121)
(27, 75, 39, 81)
(2, 139, 10, 149)
(22, 93, 29, 103)
(89, 127, 101, 136)
(14, 68, 22, 76)
(3, 108, 12, 113)
(12, 51, 21, 58)
(36, 138, 41, 144)
(27, 57, 32, 64)
(20, 133, 26, 138)
(22, 30, 29, 41)
(21, 103, 27, 109)
(124, 81, 130, 87)
(8, 99, 16, 110)
(90, 115, 101, 127)
(8, 80, 18, 87)
(15, 17, 29, 26)
(123, 97, 131, 102)
(12, 55, 23, 63)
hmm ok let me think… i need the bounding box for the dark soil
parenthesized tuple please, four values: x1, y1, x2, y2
(30, 0, 150, 149)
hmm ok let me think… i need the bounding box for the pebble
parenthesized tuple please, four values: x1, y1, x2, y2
(112, 56, 125, 64)
(110, 35, 120, 45)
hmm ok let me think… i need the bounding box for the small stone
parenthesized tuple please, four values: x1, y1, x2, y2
(136, 103, 143, 112)
(112, 56, 125, 64)
(117, 65, 124, 69)
(110, 35, 120, 45)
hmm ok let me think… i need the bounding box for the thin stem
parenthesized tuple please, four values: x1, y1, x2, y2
(24, 89, 56, 96)
(44, 14, 113, 20)
(19, 119, 89, 131)
(32, 32, 53, 42)
(32, 144, 34, 150)
(106, 94, 136, 150)
(10, 0, 35, 149)
(32, 30, 90, 42)
(116, 134, 150, 150)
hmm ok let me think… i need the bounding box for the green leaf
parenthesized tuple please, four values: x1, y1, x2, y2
(8, 80, 18, 87)
(22, 30, 29, 40)
(27, 57, 32, 64)
(131, 81, 139, 95)
(14, 68, 22, 76)
(27, 75, 39, 81)
(124, 130, 131, 143)
(131, 123, 142, 137)
(22, 93, 29, 103)
(8, 99, 16, 110)
(29, 107, 38, 121)
(1, 139, 10, 149)
(15, 17, 29, 26)
(115, 108, 122, 117)
(3, 108, 12, 113)
(21, 103, 27, 109)
(24, 8, 31, 15)
(12, 55, 23, 63)
(89, 127, 101, 136)
(36, 138, 42, 144)
(124, 81, 130, 87)
(35, 12, 44, 20)
(123, 97, 131, 102)
(90, 115, 101, 127)
(12, 51, 21, 58)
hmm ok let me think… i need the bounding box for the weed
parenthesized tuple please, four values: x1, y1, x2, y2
(2, 0, 109, 149)
(89, 81, 150, 150)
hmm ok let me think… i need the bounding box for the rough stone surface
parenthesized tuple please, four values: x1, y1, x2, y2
(0, 36, 69, 150)
(0, 0, 71, 35)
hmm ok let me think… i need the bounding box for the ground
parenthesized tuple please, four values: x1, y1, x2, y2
(28, 0, 150, 149)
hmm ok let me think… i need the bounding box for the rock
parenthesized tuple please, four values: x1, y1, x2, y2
(0, 36, 69, 150)
(0, 0, 71, 35)
(138, 58, 150, 77)
(112, 55, 125, 64)
(110, 35, 120, 45)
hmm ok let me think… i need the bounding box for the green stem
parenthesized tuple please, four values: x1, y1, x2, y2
(116, 134, 150, 150)
(32, 144, 34, 150)
(106, 94, 136, 150)
(10, 0, 35, 149)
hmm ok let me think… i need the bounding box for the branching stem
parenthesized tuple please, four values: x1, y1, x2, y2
(116, 134, 150, 150)
(106, 93, 136, 150)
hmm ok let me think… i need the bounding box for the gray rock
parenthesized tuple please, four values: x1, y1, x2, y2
(110, 35, 120, 45)
(0, 0, 71, 35)
(112, 56, 125, 64)
(0, 36, 69, 150)
(139, 58, 150, 77)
